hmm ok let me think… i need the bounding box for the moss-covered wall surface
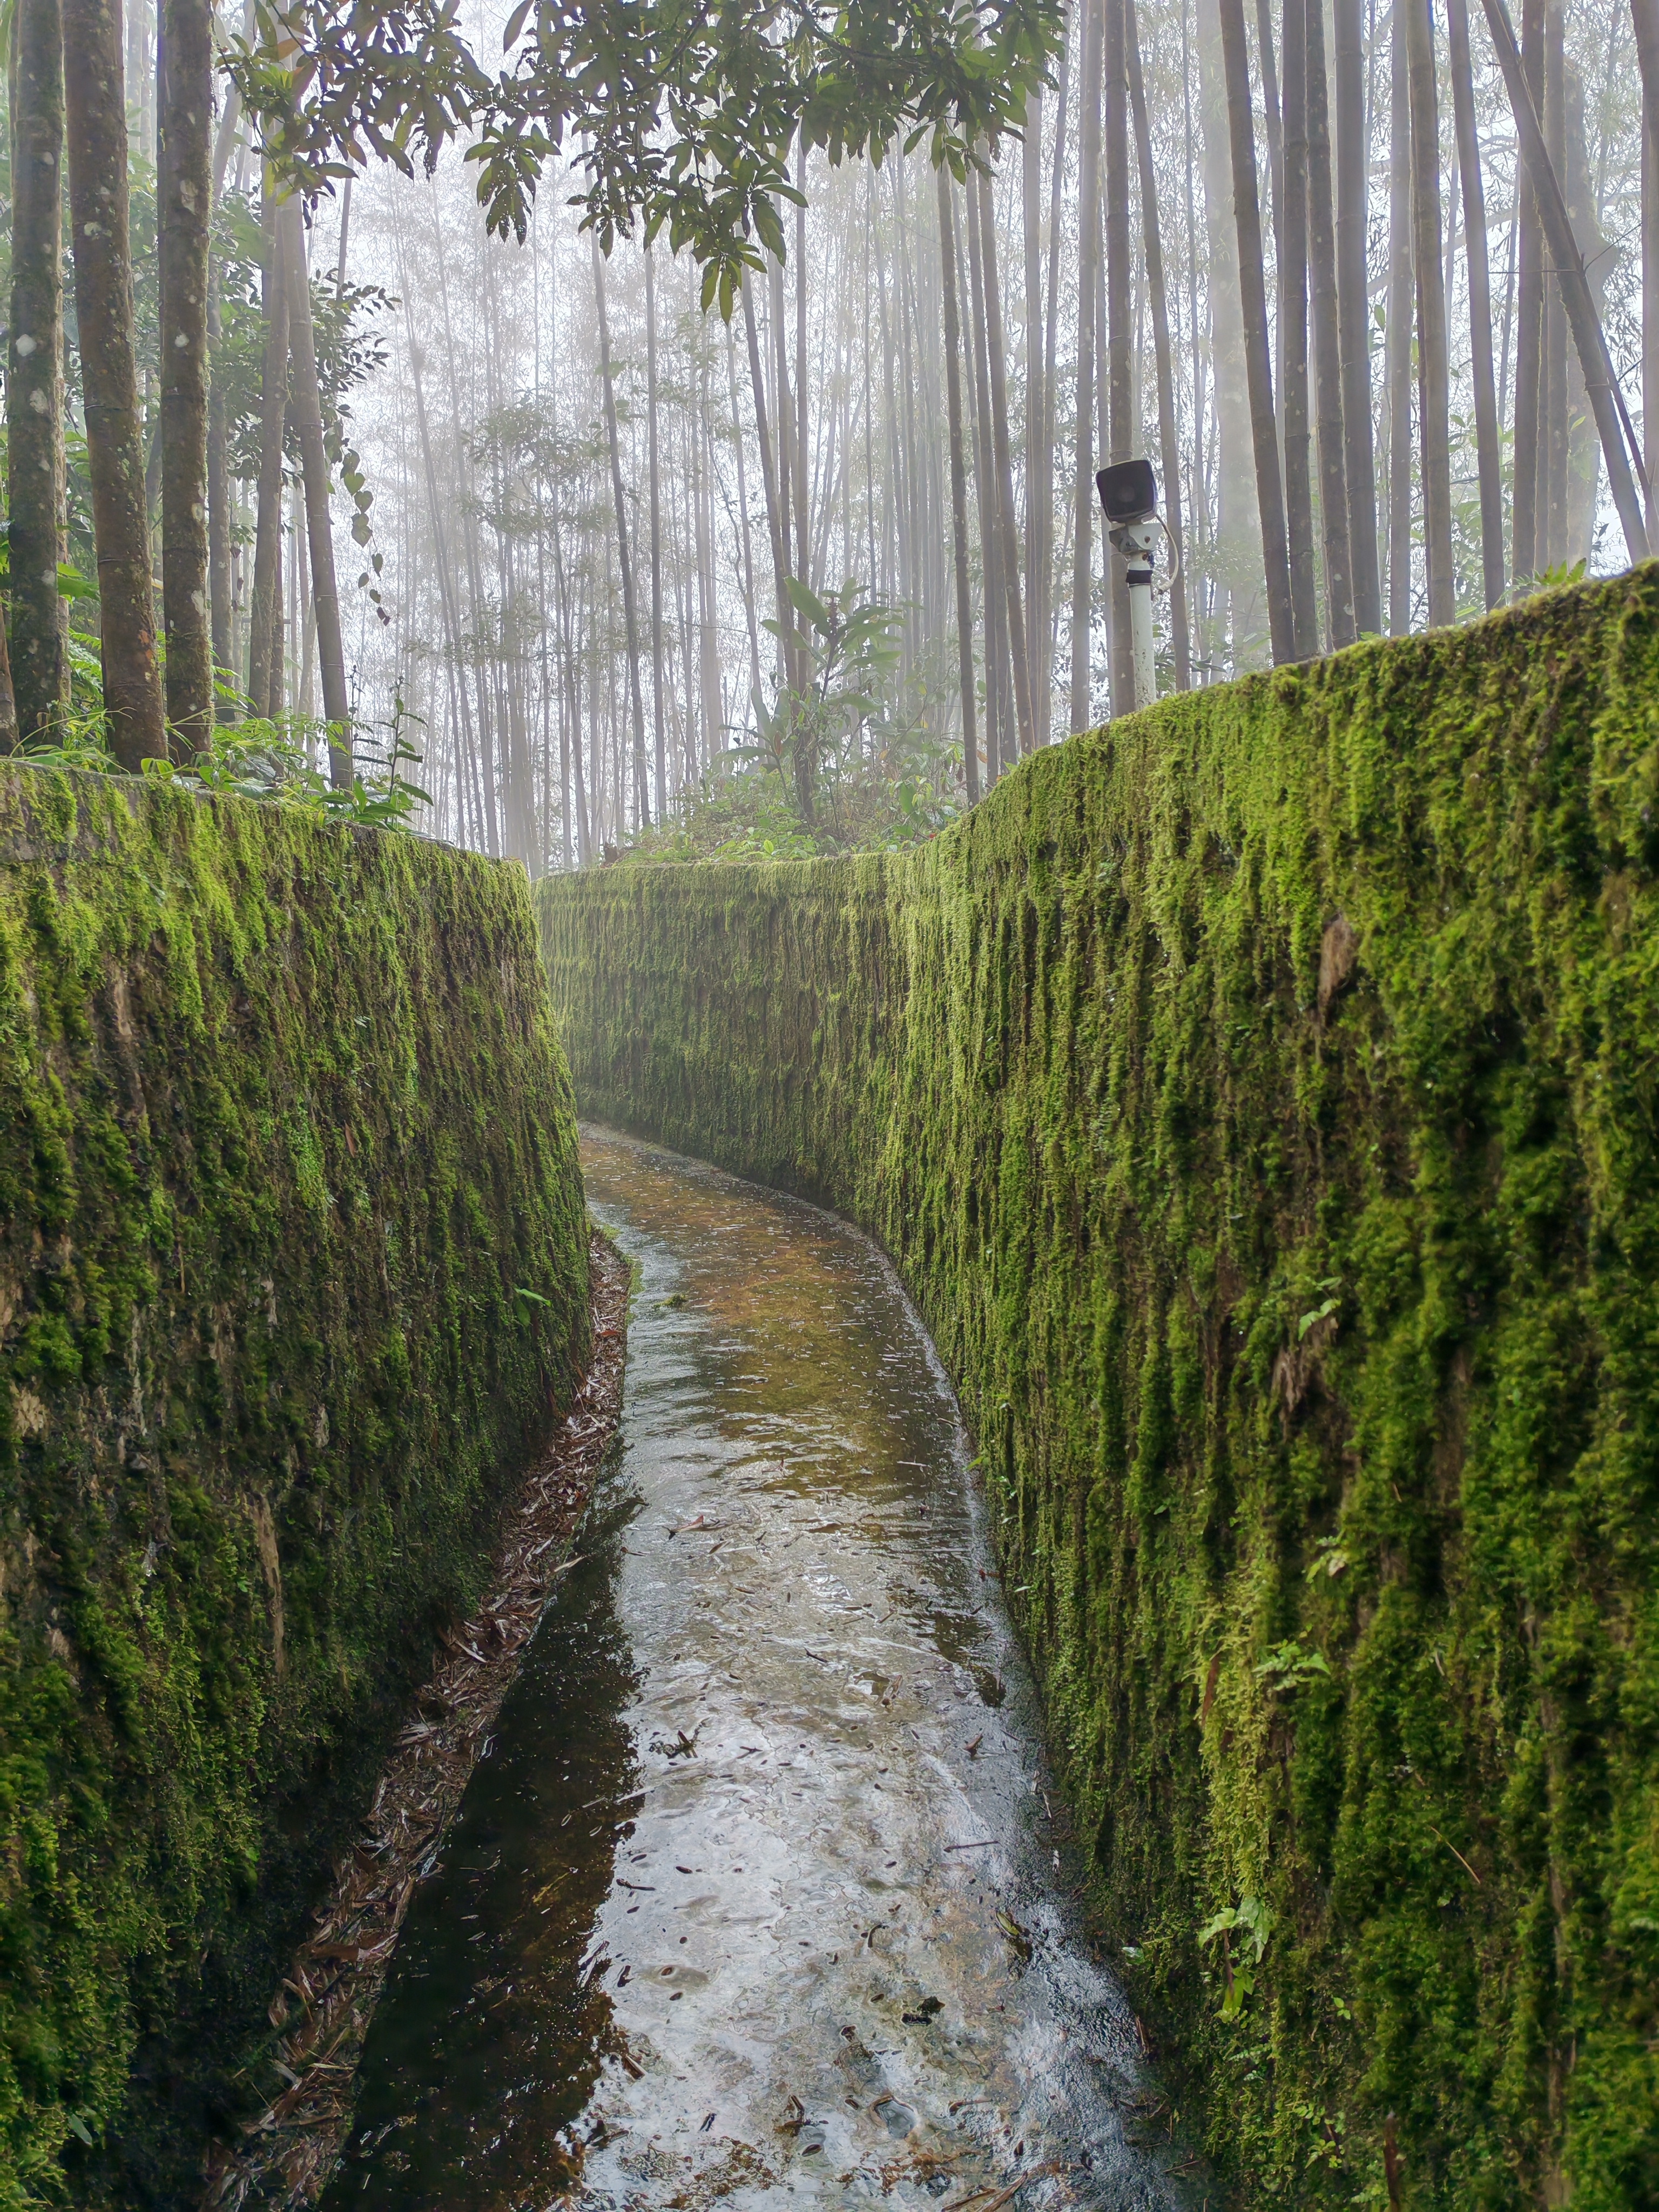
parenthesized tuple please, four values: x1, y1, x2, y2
(0, 766, 590, 2207)
(540, 568, 1659, 2211)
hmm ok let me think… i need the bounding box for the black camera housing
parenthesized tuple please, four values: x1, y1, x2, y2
(1096, 457, 1158, 525)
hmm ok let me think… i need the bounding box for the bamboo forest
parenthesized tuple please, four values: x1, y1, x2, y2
(5, 0, 1657, 859)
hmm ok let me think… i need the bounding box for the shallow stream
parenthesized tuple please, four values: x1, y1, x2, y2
(323, 1129, 1193, 2212)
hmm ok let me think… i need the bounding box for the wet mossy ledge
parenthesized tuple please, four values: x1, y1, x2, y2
(0, 766, 590, 2207)
(539, 565, 1659, 2211)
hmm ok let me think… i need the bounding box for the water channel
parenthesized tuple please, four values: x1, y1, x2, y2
(322, 1128, 1192, 2212)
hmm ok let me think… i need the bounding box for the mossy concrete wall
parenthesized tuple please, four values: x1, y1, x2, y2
(0, 766, 590, 2207)
(539, 568, 1659, 2211)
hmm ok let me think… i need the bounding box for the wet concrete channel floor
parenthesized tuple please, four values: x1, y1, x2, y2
(324, 1128, 1194, 2212)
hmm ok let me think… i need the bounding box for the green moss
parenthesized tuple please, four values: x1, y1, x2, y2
(0, 767, 589, 2207)
(539, 565, 1659, 2210)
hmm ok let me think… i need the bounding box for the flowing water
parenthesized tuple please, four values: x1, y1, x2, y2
(322, 1128, 1195, 2212)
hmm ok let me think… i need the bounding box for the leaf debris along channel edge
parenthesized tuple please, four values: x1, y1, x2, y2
(200, 1228, 631, 2210)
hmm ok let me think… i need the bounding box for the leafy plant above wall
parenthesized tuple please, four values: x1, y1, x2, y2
(18, 703, 431, 830)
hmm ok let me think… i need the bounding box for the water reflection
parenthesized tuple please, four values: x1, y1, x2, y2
(326, 1128, 1192, 2212)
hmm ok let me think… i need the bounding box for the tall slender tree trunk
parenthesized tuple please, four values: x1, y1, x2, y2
(696, 349, 722, 775)
(549, 462, 589, 861)
(426, 194, 498, 848)
(1513, 0, 1545, 582)
(1635, 0, 1659, 538)
(1022, 88, 1044, 739)
(134, 0, 152, 153)
(211, 22, 244, 199)
(1561, 68, 1604, 558)
(1405, 0, 1455, 624)
(1198, 0, 1259, 663)
(1281, 0, 1320, 653)
(1040, 25, 1071, 729)
(1542, 0, 1568, 565)
(1447, 0, 1506, 605)
(1103, 0, 1137, 710)
(1479, 0, 1648, 558)
(646, 248, 666, 824)
(939, 166, 981, 802)
(741, 273, 796, 689)
(1070, 0, 1103, 725)
(158, 0, 212, 750)
(964, 173, 1011, 779)
(1334, 0, 1380, 631)
(1306, 0, 1355, 643)
(1218, 0, 1297, 661)
(292, 474, 314, 719)
(1128, 0, 1192, 685)
(1255, 0, 1286, 390)
(893, 163, 927, 670)
(769, 254, 796, 591)
(975, 166, 1036, 758)
(795, 153, 811, 585)
(1184, 0, 1210, 667)
(280, 197, 353, 782)
(64, 0, 167, 767)
(9, 0, 69, 743)
(389, 201, 469, 832)
(874, 225, 903, 616)
(725, 316, 764, 699)
(1387, 0, 1414, 630)
(397, 261, 474, 822)
(547, 486, 572, 869)
(591, 234, 649, 827)
(269, 477, 286, 722)
(248, 171, 287, 716)
(207, 265, 233, 714)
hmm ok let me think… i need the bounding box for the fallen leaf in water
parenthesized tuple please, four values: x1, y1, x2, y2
(997, 1910, 1034, 1964)
(901, 1995, 944, 2025)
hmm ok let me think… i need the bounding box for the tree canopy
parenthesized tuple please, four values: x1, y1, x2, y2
(233, 0, 1062, 310)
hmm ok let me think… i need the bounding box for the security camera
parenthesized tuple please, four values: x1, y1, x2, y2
(1096, 457, 1158, 528)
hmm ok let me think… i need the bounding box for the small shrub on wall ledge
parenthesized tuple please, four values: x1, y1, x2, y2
(540, 563, 1659, 2211)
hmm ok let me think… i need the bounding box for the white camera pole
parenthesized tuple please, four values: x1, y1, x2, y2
(1116, 516, 1158, 711)
(1097, 458, 1161, 713)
